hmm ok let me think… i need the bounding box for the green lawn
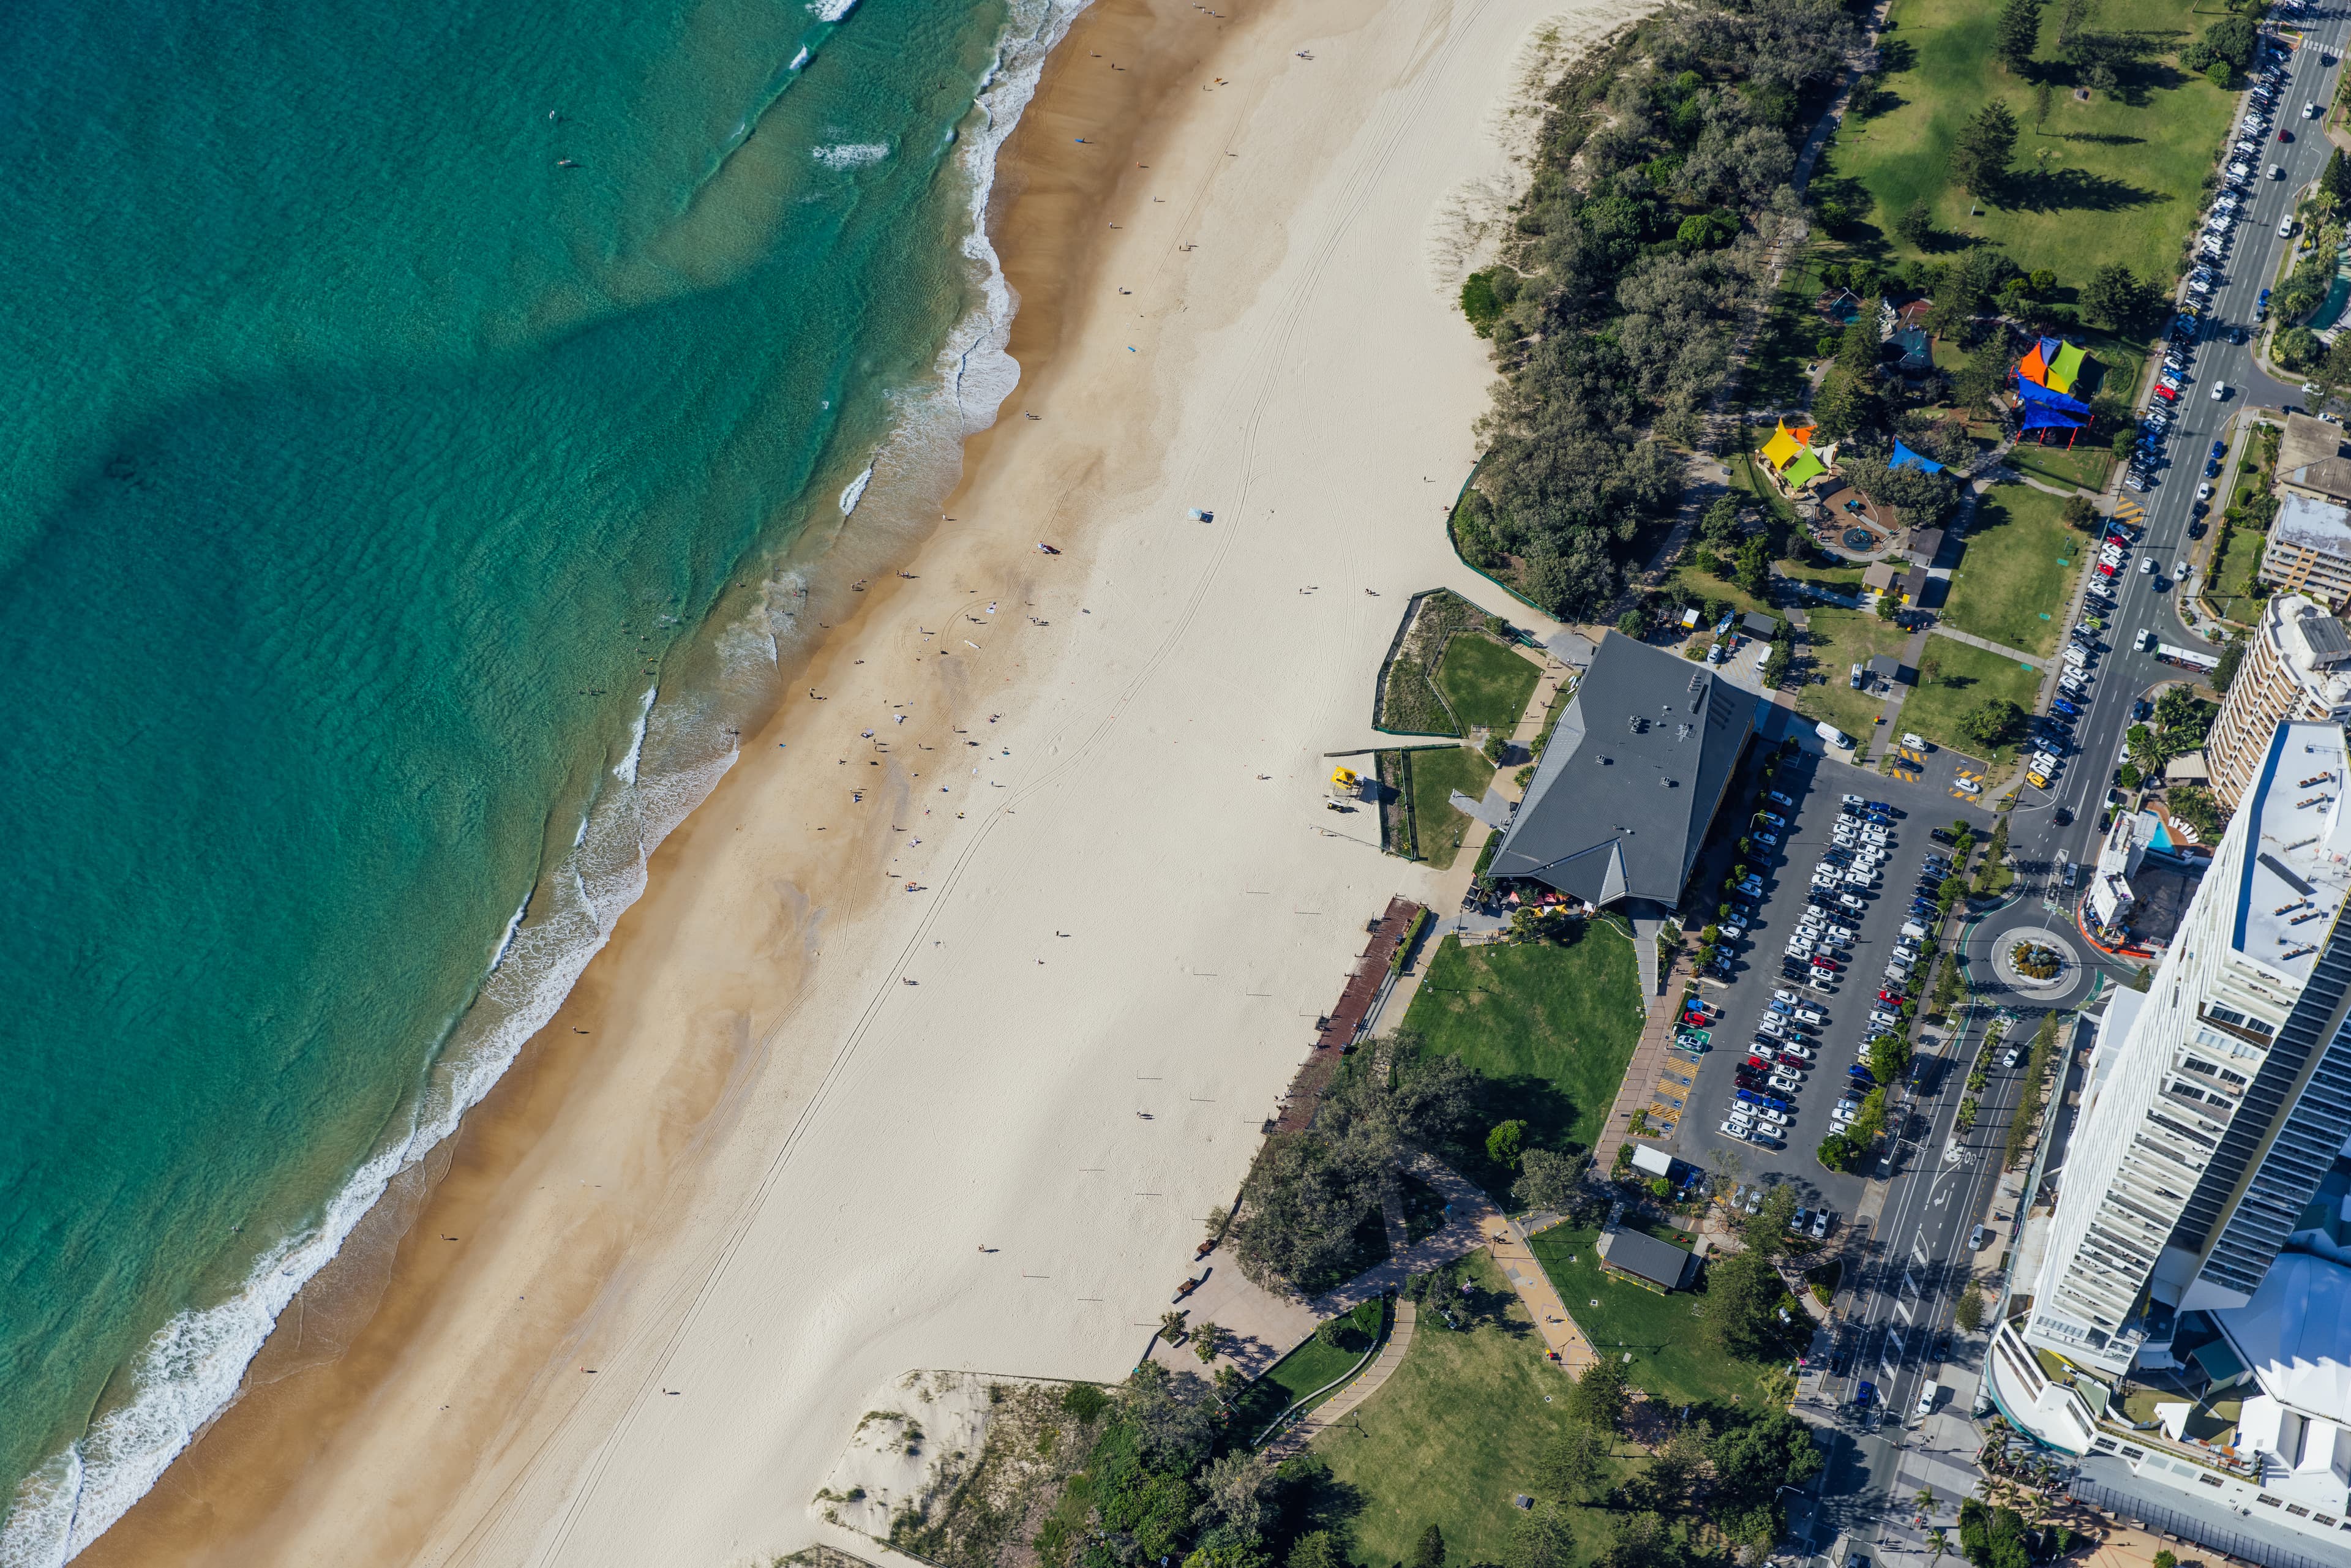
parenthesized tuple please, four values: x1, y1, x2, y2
(1744, 259, 1835, 409)
(1941, 484, 2084, 656)
(1781, 558, 1867, 596)
(1793, 608, 1913, 743)
(1313, 1251, 1589, 1567)
(1901, 636, 2047, 762)
(1728, 450, 1802, 528)
(2208, 518, 2267, 614)
(1527, 1227, 1793, 1414)
(1664, 562, 1774, 623)
(1226, 1299, 1390, 1439)
(1826, 0, 2236, 285)
(1401, 932, 1646, 1158)
(1438, 634, 1543, 732)
(1404, 746, 1498, 870)
(2005, 440, 2112, 495)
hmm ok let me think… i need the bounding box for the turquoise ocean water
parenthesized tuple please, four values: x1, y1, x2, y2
(0, 0, 1079, 1556)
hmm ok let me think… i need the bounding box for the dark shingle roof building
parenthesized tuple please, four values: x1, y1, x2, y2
(1597, 1227, 1700, 1292)
(1488, 631, 1758, 910)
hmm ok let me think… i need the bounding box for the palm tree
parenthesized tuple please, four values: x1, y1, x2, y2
(1927, 1528, 1949, 1568)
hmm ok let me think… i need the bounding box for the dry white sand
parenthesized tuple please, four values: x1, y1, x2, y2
(86, 0, 1654, 1563)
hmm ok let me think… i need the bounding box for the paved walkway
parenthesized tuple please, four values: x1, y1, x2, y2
(1928, 623, 2042, 666)
(1265, 1300, 1419, 1454)
(1490, 1216, 1599, 1373)
(1601, 939, 1694, 1144)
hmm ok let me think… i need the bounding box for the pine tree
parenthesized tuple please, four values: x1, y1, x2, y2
(1951, 102, 2020, 197)
(1996, 0, 2043, 72)
(1412, 1525, 1447, 1568)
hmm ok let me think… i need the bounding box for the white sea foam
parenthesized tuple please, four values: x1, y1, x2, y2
(813, 141, 890, 170)
(0, 1, 1088, 1559)
(612, 686, 656, 786)
(489, 891, 532, 972)
(790, 46, 811, 70)
(838, 465, 875, 515)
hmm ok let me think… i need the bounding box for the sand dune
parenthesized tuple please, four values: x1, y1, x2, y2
(82, 0, 1652, 1562)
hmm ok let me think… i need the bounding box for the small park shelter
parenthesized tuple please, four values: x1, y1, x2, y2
(1597, 1228, 1700, 1294)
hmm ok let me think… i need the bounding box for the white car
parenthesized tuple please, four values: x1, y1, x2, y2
(1954, 778, 1982, 795)
(1769, 1071, 1802, 1094)
(2002, 1049, 2020, 1068)
(2212, 383, 2229, 400)
(1722, 1117, 1756, 1138)
(1902, 732, 1927, 751)
(1870, 1008, 1899, 1030)
(2142, 557, 2158, 574)
(1830, 1101, 1859, 1125)
(1752, 1105, 1790, 1126)
(1722, 913, 1749, 935)
(1795, 1006, 1824, 1025)
(1827, 923, 1856, 943)
(2282, 218, 2297, 238)
(1757, 1015, 1787, 1039)
(1757, 811, 1785, 828)
(1842, 794, 1865, 807)
(1780, 1041, 1814, 1062)
(1773, 989, 1799, 1006)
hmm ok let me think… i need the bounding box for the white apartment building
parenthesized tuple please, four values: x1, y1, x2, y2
(2207, 596, 2351, 812)
(1985, 724, 2351, 1549)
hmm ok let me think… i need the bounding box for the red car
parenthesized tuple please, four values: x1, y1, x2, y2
(1878, 989, 1906, 1005)
(2281, 127, 2294, 141)
(1779, 1051, 1809, 1070)
(1747, 1054, 1772, 1071)
(2097, 561, 2118, 576)
(2154, 384, 2179, 402)
(1811, 956, 1842, 973)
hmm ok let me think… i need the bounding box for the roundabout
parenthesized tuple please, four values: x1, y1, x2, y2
(1988, 923, 2090, 999)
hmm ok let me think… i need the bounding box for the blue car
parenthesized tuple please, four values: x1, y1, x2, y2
(2205, 459, 2222, 478)
(2054, 697, 2083, 716)
(1847, 1065, 1877, 1084)
(1736, 1089, 1791, 1114)
(2211, 439, 2228, 460)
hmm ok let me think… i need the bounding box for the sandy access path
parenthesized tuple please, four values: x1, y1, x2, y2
(81, 0, 1649, 1564)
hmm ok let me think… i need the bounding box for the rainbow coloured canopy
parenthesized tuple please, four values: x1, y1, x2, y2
(2017, 377, 2091, 416)
(2047, 340, 2088, 394)
(2018, 342, 2049, 387)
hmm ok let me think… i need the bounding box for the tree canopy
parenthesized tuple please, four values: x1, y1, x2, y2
(1949, 102, 2018, 196)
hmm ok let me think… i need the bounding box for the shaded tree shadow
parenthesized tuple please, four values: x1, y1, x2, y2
(2052, 131, 2146, 146)
(2000, 167, 2168, 216)
(1874, 37, 1916, 73)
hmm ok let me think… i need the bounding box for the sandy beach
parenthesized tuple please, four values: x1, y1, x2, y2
(81, 0, 1643, 1562)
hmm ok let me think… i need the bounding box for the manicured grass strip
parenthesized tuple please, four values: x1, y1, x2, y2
(1401, 934, 1645, 1153)
(1901, 636, 2047, 763)
(1438, 634, 1543, 731)
(1527, 1226, 1788, 1412)
(1941, 484, 2083, 658)
(2006, 442, 2112, 496)
(1405, 746, 1498, 870)
(1793, 607, 1912, 743)
(1313, 1251, 1585, 1568)
(1824, 0, 2233, 285)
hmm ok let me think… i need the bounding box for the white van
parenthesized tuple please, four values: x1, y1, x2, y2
(1914, 1380, 1942, 1419)
(1900, 919, 1928, 941)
